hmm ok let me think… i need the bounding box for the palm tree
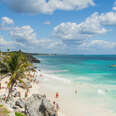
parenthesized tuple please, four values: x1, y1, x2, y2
(0, 51, 34, 102)
(7, 49, 10, 52)
(0, 49, 1, 55)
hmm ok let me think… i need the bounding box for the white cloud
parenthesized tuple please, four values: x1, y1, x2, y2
(0, 36, 10, 46)
(53, 22, 92, 40)
(8, 23, 65, 52)
(43, 21, 51, 25)
(78, 12, 107, 34)
(53, 11, 116, 40)
(0, 17, 14, 31)
(53, 13, 106, 40)
(112, 1, 116, 11)
(0, 16, 66, 52)
(1, 12, 116, 53)
(100, 12, 116, 25)
(81, 40, 116, 49)
(0, 36, 24, 49)
(1, 17, 14, 25)
(35, 39, 65, 49)
(2, 0, 95, 14)
(10, 25, 37, 43)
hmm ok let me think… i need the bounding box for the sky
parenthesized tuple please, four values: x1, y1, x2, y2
(0, 0, 116, 54)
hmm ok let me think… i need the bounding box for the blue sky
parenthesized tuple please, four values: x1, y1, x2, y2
(0, 0, 116, 54)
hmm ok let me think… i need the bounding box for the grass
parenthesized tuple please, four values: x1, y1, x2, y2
(0, 104, 10, 116)
(15, 112, 26, 116)
(0, 104, 3, 107)
(0, 105, 26, 116)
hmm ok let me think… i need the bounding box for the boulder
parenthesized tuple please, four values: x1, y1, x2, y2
(25, 54, 40, 63)
(15, 98, 25, 108)
(25, 94, 56, 116)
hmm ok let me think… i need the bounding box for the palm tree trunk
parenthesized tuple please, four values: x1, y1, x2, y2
(5, 82, 14, 102)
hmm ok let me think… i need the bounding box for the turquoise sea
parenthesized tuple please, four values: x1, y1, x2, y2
(35, 55, 116, 114)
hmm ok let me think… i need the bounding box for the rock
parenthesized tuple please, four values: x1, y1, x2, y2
(15, 91, 21, 97)
(25, 94, 56, 116)
(10, 111, 15, 116)
(7, 98, 16, 108)
(42, 98, 55, 113)
(25, 54, 40, 63)
(15, 98, 25, 108)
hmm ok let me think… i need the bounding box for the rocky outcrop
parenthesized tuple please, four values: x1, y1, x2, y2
(13, 94, 57, 116)
(0, 90, 57, 116)
(15, 98, 25, 108)
(25, 54, 40, 63)
(25, 94, 56, 116)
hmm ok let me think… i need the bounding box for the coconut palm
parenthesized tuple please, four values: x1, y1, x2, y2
(7, 49, 10, 52)
(0, 51, 34, 101)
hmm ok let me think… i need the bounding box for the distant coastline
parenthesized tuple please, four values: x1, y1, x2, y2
(2, 51, 57, 56)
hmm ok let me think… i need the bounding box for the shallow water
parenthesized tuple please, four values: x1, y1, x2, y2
(34, 55, 116, 115)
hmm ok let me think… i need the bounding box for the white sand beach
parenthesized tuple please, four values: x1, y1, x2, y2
(29, 70, 116, 116)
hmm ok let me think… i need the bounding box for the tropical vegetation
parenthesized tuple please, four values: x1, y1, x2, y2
(15, 112, 26, 116)
(0, 50, 34, 102)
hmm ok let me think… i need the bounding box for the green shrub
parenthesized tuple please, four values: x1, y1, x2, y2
(15, 112, 26, 116)
(0, 104, 10, 116)
(0, 104, 3, 107)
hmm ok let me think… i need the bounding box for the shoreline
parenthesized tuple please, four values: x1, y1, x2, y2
(35, 69, 116, 116)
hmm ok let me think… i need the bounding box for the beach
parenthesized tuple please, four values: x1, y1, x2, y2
(32, 55, 116, 116)
(30, 70, 116, 116)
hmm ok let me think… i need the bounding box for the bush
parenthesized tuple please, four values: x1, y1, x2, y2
(15, 112, 26, 116)
(0, 104, 10, 116)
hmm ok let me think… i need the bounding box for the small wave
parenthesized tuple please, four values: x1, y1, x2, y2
(75, 76, 92, 81)
(36, 58, 46, 62)
(42, 70, 68, 73)
(97, 89, 109, 95)
(39, 72, 71, 84)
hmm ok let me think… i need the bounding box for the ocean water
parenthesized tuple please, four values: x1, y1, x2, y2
(34, 55, 116, 114)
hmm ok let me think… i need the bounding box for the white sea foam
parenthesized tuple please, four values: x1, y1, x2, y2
(75, 76, 92, 81)
(97, 89, 105, 95)
(43, 70, 68, 73)
(43, 73, 71, 84)
(40, 69, 68, 74)
(36, 70, 71, 84)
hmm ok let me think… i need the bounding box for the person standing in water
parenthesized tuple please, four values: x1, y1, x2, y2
(75, 89, 77, 94)
(56, 92, 59, 98)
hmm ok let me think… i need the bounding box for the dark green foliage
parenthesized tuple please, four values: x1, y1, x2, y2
(15, 112, 26, 116)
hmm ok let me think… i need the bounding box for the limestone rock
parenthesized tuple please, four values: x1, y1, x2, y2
(25, 94, 56, 116)
(15, 98, 25, 108)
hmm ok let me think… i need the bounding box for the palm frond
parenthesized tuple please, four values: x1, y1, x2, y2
(18, 78, 27, 89)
